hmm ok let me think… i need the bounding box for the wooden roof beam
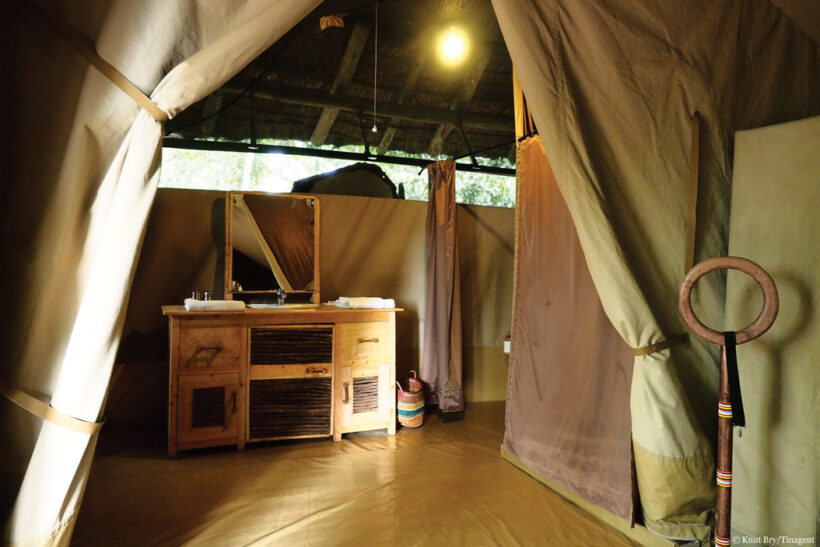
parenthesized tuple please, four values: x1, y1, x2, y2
(427, 52, 490, 157)
(221, 84, 512, 132)
(376, 53, 427, 155)
(310, 21, 370, 146)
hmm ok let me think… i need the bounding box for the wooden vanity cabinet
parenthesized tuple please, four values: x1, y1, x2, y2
(164, 306, 398, 456)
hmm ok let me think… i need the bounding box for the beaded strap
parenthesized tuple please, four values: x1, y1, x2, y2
(715, 533, 732, 546)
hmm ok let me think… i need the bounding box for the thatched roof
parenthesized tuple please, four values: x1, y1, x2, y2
(166, 0, 515, 162)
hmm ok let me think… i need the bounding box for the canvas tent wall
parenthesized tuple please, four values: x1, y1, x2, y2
(107, 189, 513, 434)
(2, 0, 819, 544)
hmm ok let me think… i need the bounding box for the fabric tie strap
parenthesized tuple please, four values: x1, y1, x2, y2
(2, 384, 104, 436)
(723, 331, 745, 427)
(26, 0, 169, 123)
(631, 333, 688, 356)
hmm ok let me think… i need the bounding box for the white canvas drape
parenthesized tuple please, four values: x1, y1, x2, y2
(1, 1, 318, 543)
(492, 0, 819, 540)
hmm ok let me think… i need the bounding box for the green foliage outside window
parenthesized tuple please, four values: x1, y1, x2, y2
(159, 140, 515, 208)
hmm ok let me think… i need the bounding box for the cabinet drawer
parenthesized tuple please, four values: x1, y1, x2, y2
(178, 326, 244, 372)
(250, 326, 333, 365)
(337, 322, 392, 366)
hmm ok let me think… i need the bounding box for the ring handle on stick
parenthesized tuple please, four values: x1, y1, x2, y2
(679, 256, 779, 345)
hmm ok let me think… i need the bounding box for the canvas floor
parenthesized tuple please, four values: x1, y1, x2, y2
(73, 402, 640, 546)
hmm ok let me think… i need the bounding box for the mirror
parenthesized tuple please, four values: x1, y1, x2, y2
(225, 191, 319, 305)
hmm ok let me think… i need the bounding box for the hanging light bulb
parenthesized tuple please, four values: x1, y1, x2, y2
(371, 3, 379, 133)
(439, 26, 468, 65)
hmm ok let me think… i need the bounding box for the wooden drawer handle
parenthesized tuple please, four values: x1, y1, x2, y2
(306, 367, 328, 374)
(357, 337, 379, 344)
(343, 382, 350, 404)
(197, 345, 222, 352)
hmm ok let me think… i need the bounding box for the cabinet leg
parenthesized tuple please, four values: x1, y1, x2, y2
(333, 431, 342, 442)
(168, 445, 178, 459)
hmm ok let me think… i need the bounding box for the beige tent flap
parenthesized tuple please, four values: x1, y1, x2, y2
(2, 1, 319, 543)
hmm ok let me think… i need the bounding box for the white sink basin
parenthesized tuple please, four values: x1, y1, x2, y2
(247, 303, 319, 310)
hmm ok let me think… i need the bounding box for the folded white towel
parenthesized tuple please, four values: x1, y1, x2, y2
(184, 298, 246, 312)
(335, 297, 396, 309)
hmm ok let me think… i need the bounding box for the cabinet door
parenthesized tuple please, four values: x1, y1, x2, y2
(177, 373, 240, 444)
(336, 363, 393, 434)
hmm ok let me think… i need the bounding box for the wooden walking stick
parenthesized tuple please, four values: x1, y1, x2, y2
(678, 257, 778, 546)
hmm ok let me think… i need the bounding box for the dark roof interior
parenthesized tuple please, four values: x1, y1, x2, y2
(166, 0, 515, 162)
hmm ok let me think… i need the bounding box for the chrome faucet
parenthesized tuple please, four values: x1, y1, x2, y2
(274, 288, 287, 306)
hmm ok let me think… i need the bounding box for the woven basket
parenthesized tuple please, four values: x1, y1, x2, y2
(397, 371, 425, 428)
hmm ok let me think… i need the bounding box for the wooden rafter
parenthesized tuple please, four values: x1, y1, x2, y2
(310, 21, 370, 146)
(427, 52, 490, 157)
(376, 54, 427, 155)
(221, 84, 511, 132)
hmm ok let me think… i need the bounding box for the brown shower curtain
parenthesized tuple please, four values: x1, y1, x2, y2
(421, 160, 464, 413)
(501, 75, 635, 521)
(504, 135, 635, 521)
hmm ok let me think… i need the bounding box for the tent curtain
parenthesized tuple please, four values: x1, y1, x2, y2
(421, 159, 464, 413)
(1, 1, 318, 543)
(503, 75, 636, 521)
(492, 0, 819, 541)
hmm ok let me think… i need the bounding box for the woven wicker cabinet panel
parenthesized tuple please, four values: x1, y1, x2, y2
(248, 378, 332, 439)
